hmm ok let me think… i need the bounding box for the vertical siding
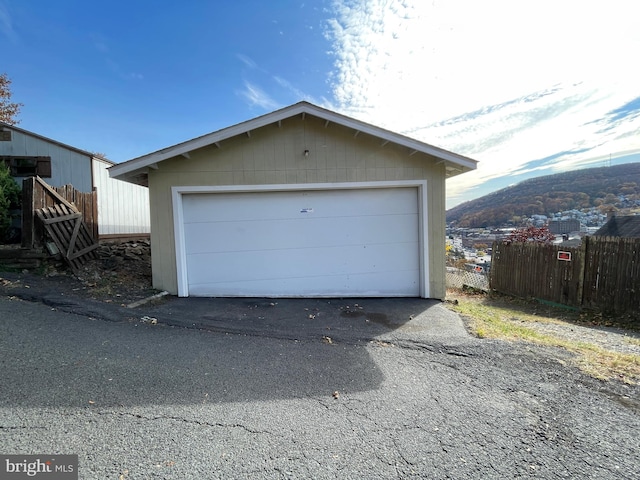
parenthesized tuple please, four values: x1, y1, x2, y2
(427, 166, 447, 299)
(0, 129, 93, 191)
(93, 159, 150, 235)
(148, 116, 448, 297)
(148, 171, 174, 291)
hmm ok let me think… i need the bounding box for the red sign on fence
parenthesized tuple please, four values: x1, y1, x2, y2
(557, 251, 572, 261)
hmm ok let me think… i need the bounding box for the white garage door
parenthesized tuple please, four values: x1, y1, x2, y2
(180, 187, 422, 297)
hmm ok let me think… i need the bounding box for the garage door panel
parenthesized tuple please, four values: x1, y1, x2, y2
(186, 241, 420, 285)
(189, 269, 418, 297)
(183, 193, 284, 223)
(183, 188, 418, 224)
(295, 188, 419, 217)
(183, 213, 418, 255)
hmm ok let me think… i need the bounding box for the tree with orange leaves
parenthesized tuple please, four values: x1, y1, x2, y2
(0, 73, 22, 125)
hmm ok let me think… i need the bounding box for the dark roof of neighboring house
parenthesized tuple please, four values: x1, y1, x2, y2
(593, 215, 640, 238)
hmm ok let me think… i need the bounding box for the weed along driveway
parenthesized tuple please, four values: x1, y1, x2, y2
(0, 290, 639, 479)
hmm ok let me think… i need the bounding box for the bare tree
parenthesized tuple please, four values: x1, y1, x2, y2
(0, 73, 23, 125)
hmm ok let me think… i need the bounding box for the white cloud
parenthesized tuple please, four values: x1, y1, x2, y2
(326, 0, 640, 207)
(239, 81, 280, 110)
(91, 33, 109, 53)
(273, 75, 326, 105)
(0, 1, 17, 42)
(237, 54, 258, 69)
(273, 76, 305, 98)
(105, 58, 144, 82)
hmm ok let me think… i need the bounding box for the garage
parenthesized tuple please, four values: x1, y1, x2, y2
(176, 185, 424, 297)
(109, 101, 478, 299)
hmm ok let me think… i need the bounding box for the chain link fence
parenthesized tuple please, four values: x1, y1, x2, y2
(446, 268, 489, 291)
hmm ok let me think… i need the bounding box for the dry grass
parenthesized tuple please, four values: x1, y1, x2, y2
(625, 337, 640, 347)
(446, 291, 640, 384)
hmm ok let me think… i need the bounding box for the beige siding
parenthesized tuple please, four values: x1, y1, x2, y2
(149, 115, 447, 298)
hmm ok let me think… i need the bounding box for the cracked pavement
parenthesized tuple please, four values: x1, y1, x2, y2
(0, 292, 639, 479)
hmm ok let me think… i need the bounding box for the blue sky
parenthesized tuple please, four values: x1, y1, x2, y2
(2, 0, 640, 208)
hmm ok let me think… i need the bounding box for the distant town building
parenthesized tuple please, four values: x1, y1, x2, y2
(548, 219, 581, 235)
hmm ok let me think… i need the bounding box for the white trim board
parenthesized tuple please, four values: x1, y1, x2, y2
(172, 180, 429, 298)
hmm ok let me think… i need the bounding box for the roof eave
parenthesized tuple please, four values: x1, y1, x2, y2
(109, 101, 478, 182)
(110, 103, 310, 180)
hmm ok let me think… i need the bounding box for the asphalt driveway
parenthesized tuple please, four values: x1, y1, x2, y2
(0, 284, 639, 479)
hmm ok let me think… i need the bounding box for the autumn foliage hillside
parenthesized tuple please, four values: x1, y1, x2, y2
(447, 163, 640, 228)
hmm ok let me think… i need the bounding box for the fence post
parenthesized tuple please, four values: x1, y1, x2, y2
(489, 240, 498, 289)
(91, 187, 98, 240)
(20, 177, 35, 249)
(576, 235, 588, 308)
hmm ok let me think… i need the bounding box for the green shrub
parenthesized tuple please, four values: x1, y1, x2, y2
(0, 164, 21, 241)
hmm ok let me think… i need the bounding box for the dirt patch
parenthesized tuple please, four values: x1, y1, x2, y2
(1, 239, 157, 305)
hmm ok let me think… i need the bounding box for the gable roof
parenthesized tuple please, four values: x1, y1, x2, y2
(0, 121, 112, 164)
(593, 215, 640, 238)
(109, 101, 478, 186)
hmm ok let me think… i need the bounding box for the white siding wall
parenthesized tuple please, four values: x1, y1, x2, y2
(93, 158, 150, 236)
(1, 129, 93, 191)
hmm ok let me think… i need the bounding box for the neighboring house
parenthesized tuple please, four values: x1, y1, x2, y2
(593, 215, 640, 238)
(0, 121, 150, 237)
(110, 101, 478, 299)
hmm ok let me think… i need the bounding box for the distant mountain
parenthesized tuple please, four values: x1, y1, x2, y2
(446, 163, 640, 228)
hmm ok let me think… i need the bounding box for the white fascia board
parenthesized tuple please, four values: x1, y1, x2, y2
(108, 162, 139, 179)
(172, 179, 426, 195)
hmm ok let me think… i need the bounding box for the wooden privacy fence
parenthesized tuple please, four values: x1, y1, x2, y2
(582, 237, 640, 313)
(490, 237, 640, 314)
(21, 176, 98, 271)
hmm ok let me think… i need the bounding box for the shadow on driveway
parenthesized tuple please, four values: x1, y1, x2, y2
(141, 296, 469, 345)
